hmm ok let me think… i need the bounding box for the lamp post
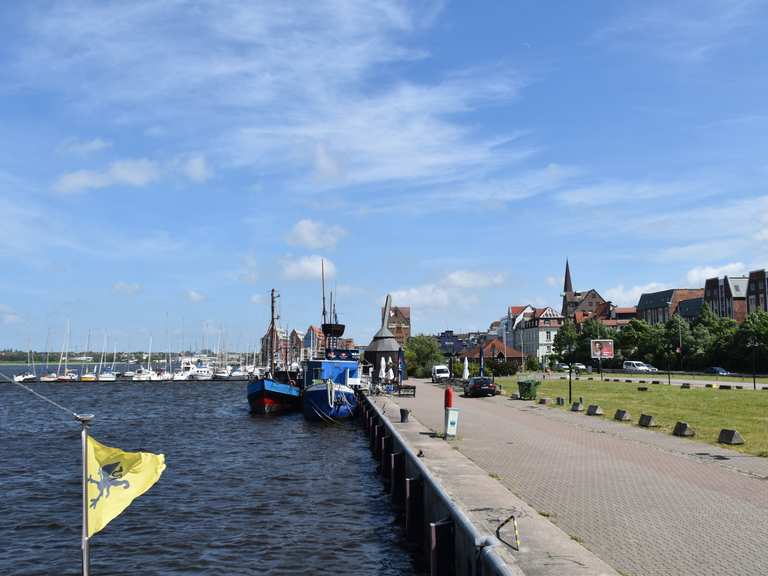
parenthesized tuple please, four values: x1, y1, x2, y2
(748, 336, 759, 391)
(567, 342, 574, 404)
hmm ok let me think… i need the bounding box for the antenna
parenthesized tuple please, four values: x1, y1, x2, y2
(321, 259, 327, 324)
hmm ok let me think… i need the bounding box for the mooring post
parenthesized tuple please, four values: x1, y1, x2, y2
(405, 477, 423, 543)
(372, 423, 382, 454)
(380, 435, 393, 489)
(390, 451, 405, 508)
(429, 517, 455, 576)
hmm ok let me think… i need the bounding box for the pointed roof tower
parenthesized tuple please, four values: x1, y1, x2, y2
(563, 259, 573, 294)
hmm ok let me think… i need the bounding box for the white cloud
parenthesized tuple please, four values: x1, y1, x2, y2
(604, 282, 668, 307)
(546, 275, 559, 287)
(557, 180, 700, 206)
(445, 270, 504, 289)
(686, 262, 748, 286)
(57, 137, 112, 155)
(112, 281, 142, 295)
(249, 294, 265, 305)
(182, 154, 213, 183)
(287, 219, 346, 250)
(186, 289, 207, 303)
(53, 158, 158, 194)
(238, 254, 259, 284)
(390, 269, 502, 310)
(0, 304, 21, 325)
(281, 255, 336, 280)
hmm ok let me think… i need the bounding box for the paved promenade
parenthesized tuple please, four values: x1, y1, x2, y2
(395, 379, 768, 576)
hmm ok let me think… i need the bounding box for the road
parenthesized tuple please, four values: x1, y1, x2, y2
(394, 379, 768, 576)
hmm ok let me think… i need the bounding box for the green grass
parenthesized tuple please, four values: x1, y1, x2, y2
(498, 376, 768, 457)
(603, 371, 768, 385)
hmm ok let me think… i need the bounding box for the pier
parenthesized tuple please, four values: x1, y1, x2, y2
(360, 391, 617, 576)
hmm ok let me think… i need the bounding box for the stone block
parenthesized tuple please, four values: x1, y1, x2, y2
(614, 409, 631, 421)
(587, 404, 604, 416)
(510, 393, 520, 400)
(637, 386, 648, 392)
(705, 384, 713, 388)
(560, 376, 566, 380)
(652, 380, 660, 384)
(556, 396, 565, 406)
(538, 397, 550, 405)
(718, 429, 744, 445)
(625, 379, 632, 383)
(735, 385, 743, 390)
(718, 384, 732, 390)
(588, 377, 594, 381)
(570, 402, 584, 412)
(639, 414, 657, 427)
(681, 383, 691, 389)
(638, 380, 646, 384)
(673, 421, 695, 437)
(613, 378, 621, 382)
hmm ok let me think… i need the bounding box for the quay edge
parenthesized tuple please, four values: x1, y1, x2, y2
(360, 392, 619, 576)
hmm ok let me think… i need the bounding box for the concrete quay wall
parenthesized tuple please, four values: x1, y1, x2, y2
(361, 393, 617, 576)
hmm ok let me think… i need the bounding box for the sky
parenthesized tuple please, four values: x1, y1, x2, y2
(2, 0, 768, 351)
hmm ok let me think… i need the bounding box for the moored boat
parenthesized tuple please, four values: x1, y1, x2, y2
(247, 289, 302, 414)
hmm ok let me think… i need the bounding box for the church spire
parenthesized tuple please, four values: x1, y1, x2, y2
(563, 259, 573, 293)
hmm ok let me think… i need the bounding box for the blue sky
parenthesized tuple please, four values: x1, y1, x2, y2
(2, 0, 768, 351)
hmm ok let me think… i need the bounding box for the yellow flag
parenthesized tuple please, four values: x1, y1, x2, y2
(86, 436, 166, 537)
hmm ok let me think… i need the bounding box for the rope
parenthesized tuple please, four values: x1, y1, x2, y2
(1, 373, 81, 421)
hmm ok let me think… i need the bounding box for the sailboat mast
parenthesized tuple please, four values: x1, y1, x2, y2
(270, 289, 276, 373)
(321, 259, 327, 325)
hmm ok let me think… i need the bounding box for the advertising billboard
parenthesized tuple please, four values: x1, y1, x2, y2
(590, 339, 614, 359)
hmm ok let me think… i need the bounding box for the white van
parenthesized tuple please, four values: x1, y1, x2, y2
(431, 364, 451, 382)
(623, 360, 650, 373)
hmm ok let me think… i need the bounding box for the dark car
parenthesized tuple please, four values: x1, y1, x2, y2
(463, 376, 497, 397)
(706, 366, 731, 376)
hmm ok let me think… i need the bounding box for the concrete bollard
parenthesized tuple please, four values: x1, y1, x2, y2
(705, 384, 714, 388)
(571, 402, 584, 412)
(556, 397, 565, 406)
(718, 384, 732, 390)
(718, 429, 744, 445)
(681, 383, 691, 389)
(587, 404, 604, 416)
(614, 409, 631, 421)
(538, 397, 551, 405)
(673, 421, 695, 437)
(380, 435, 393, 489)
(430, 518, 455, 576)
(639, 414, 657, 427)
(637, 386, 649, 392)
(400, 408, 410, 423)
(652, 380, 661, 384)
(736, 385, 744, 390)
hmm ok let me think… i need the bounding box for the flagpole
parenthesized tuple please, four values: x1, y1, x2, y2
(76, 413, 94, 576)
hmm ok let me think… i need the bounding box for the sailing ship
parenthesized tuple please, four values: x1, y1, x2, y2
(247, 289, 302, 414)
(56, 321, 79, 382)
(13, 348, 37, 383)
(302, 261, 359, 422)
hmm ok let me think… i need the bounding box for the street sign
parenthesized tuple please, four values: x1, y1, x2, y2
(590, 339, 614, 359)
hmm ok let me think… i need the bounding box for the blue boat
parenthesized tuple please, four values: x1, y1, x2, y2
(248, 289, 302, 415)
(302, 354, 360, 421)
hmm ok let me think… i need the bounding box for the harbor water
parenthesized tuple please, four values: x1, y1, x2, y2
(0, 369, 422, 575)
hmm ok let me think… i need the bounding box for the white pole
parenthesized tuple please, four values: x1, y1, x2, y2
(77, 413, 94, 576)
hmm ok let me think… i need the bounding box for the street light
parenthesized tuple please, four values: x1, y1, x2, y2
(748, 336, 759, 391)
(567, 342, 574, 404)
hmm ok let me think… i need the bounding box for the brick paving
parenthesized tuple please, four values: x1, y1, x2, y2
(394, 379, 768, 576)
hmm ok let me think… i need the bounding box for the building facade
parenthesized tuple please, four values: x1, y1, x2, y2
(636, 289, 705, 325)
(516, 307, 563, 365)
(747, 269, 768, 314)
(704, 276, 748, 322)
(382, 306, 411, 347)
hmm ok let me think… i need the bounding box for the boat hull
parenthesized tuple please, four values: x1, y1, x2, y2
(302, 382, 358, 421)
(247, 378, 301, 415)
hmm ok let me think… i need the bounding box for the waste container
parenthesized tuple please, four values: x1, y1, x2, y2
(517, 379, 541, 400)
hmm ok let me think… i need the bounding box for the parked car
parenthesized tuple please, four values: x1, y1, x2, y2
(463, 376, 497, 397)
(572, 363, 587, 371)
(431, 364, 451, 383)
(706, 366, 731, 376)
(643, 364, 659, 372)
(623, 360, 652, 372)
(554, 362, 570, 371)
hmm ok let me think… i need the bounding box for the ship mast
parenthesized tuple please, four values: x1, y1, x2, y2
(321, 259, 327, 325)
(269, 289, 280, 373)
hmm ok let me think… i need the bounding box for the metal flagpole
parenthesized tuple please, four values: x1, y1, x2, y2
(77, 413, 94, 576)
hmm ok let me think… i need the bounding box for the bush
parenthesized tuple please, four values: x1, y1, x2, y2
(525, 356, 540, 371)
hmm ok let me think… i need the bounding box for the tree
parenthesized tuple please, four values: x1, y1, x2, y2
(553, 319, 578, 361)
(524, 355, 540, 371)
(404, 335, 445, 379)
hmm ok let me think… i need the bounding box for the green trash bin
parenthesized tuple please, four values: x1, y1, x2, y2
(517, 379, 541, 400)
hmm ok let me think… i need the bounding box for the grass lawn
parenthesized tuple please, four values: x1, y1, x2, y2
(497, 375, 768, 457)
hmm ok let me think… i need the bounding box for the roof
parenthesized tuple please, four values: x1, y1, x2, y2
(508, 305, 530, 316)
(677, 297, 704, 318)
(637, 289, 676, 310)
(461, 338, 523, 360)
(727, 276, 748, 298)
(614, 307, 637, 314)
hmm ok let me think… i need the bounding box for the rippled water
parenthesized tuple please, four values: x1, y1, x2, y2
(0, 371, 421, 575)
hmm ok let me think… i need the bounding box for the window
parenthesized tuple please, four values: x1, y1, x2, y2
(546, 331, 551, 342)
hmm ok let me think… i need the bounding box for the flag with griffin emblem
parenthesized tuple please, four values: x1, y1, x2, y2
(86, 436, 166, 536)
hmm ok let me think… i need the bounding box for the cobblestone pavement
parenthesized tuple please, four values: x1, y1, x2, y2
(394, 380, 768, 576)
